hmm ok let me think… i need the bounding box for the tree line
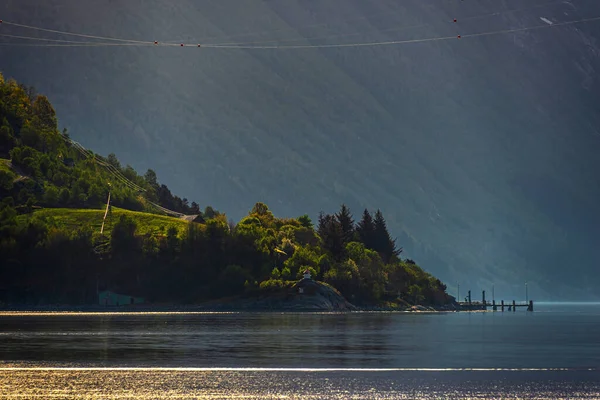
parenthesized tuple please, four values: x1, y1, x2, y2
(0, 200, 449, 306)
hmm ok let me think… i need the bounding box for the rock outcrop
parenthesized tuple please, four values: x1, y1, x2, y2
(205, 279, 358, 312)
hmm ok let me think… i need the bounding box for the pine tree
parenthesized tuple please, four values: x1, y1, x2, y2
(356, 209, 376, 249)
(335, 204, 355, 244)
(373, 209, 401, 263)
(144, 169, 159, 189)
(106, 153, 121, 170)
(317, 212, 345, 262)
(317, 211, 328, 236)
(31, 95, 57, 131)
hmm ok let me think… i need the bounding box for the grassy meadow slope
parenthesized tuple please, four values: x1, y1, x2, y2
(2, 0, 600, 299)
(0, 159, 14, 175)
(16, 207, 190, 238)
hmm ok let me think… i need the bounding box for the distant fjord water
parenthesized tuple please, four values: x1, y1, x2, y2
(1, 303, 599, 398)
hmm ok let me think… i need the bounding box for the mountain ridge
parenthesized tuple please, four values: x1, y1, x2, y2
(2, 0, 599, 300)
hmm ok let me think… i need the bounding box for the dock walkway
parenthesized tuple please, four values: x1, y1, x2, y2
(457, 290, 533, 311)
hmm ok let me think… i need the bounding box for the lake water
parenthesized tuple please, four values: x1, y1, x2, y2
(1, 303, 599, 398)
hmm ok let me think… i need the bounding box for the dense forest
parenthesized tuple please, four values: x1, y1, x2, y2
(0, 73, 451, 307)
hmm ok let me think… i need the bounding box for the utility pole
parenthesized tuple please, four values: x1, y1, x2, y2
(492, 284, 495, 302)
(457, 283, 460, 303)
(100, 184, 111, 234)
(525, 282, 528, 303)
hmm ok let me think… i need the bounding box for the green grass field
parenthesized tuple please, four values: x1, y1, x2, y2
(0, 158, 15, 177)
(18, 207, 191, 237)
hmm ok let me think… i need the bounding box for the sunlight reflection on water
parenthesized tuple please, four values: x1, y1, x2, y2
(1, 306, 599, 398)
(1, 370, 599, 399)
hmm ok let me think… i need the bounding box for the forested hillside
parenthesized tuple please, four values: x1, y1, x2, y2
(0, 74, 208, 217)
(0, 74, 450, 307)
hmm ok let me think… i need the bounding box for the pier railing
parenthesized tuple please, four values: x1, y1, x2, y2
(456, 299, 533, 311)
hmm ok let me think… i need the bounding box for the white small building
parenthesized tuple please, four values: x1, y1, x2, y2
(303, 269, 312, 280)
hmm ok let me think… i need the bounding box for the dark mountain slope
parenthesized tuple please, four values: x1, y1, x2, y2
(1, 0, 599, 299)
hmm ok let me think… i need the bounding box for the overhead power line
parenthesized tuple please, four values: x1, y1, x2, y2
(0, 19, 151, 44)
(201, 16, 600, 49)
(0, 3, 598, 50)
(206, 0, 572, 47)
(60, 135, 190, 217)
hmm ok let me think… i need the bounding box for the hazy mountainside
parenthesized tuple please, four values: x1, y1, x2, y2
(1, 0, 600, 300)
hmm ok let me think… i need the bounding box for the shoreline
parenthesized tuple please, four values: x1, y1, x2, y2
(0, 282, 458, 313)
(0, 303, 458, 313)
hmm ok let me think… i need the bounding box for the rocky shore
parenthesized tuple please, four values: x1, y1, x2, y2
(198, 279, 358, 312)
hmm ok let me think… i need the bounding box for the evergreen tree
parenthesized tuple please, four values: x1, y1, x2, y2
(123, 165, 137, 181)
(144, 169, 159, 189)
(317, 212, 345, 262)
(335, 204, 355, 244)
(111, 215, 138, 253)
(356, 209, 376, 249)
(31, 95, 57, 131)
(157, 184, 174, 209)
(107, 153, 121, 170)
(317, 211, 327, 234)
(58, 188, 70, 205)
(298, 214, 313, 229)
(204, 206, 217, 219)
(373, 209, 401, 263)
(0, 119, 16, 156)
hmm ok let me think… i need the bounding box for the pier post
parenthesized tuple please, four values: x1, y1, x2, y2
(492, 299, 497, 311)
(528, 300, 533, 312)
(512, 300, 516, 312)
(501, 300, 504, 312)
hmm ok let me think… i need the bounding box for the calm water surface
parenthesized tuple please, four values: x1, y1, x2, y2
(1, 303, 599, 398)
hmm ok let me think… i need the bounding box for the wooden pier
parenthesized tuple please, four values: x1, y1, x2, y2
(457, 290, 533, 311)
